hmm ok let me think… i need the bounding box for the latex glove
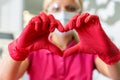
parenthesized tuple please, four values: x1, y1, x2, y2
(64, 13, 120, 65)
(8, 12, 64, 61)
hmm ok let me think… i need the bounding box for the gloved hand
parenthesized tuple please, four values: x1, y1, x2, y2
(8, 12, 64, 61)
(64, 13, 120, 65)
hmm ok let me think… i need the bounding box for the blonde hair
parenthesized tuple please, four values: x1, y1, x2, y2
(43, 0, 83, 13)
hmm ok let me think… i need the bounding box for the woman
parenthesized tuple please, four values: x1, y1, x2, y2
(0, 0, 120, 80)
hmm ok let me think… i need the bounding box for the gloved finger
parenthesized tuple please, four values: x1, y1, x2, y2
(56, 20, 64, 32)
(63, 44, 80, 57)
(63, 42, 94, 57)
(84, 15, 99, 23)
(25, 16, 41, 33)
(34, 16, 42, 32)
(48, 14, 58, 32)
(39, 12, 50, 31)
(65, 14, 80, 31)
(31, 39, 63, 56)
(76, 13, 90, 28)
(48, 43, 63, 57)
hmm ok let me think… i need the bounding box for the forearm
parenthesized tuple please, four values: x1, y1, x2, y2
(107, 61, 120, 80)
(0, 54, 22, 80)
(95, 57, 120, 80)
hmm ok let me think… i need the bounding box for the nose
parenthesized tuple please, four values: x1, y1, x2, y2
(60, 7, 66, 11)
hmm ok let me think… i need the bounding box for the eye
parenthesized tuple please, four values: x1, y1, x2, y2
(47, 3, 60, 12)
(51, 7, 60, 12)
(65, 5, 78, 12)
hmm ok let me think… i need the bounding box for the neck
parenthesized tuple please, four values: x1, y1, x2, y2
(51, 33, 74, 50)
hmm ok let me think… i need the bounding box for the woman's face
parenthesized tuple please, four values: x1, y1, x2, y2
(47, 0, 80, 13)
(46, 0, 81, 36)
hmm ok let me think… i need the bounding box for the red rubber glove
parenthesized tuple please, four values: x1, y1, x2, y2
(8, 12, 64, 61)
(64, 13, 120, 65)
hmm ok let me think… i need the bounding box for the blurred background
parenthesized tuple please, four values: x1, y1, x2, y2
(0, 0, 120, 80)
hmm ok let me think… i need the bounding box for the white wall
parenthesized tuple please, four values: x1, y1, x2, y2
(0, 0, 23, 33)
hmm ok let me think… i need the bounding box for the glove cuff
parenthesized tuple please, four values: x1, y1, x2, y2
(98, 51, 120, 65)
(8, 40, 29, 61)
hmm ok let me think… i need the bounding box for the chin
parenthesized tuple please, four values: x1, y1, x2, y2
(55, 31, 74, 37)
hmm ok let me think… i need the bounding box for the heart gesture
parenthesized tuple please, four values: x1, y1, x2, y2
(8, 12, 120, 64)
